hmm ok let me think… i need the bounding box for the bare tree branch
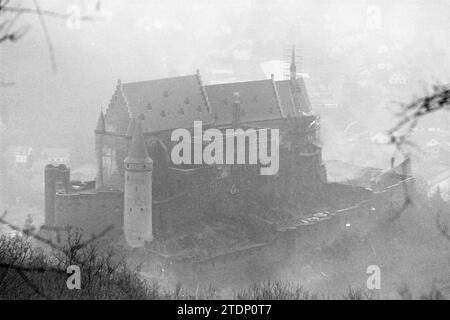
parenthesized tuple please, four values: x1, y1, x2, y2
(0, 0, 102, 69)
(32, 0, 56, 71)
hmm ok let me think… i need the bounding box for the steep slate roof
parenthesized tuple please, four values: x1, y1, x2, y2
(292, 77, 312, 114)
(275, 80, 297, 117)
(275, 79, 312, 116)
(114, 74, 312, 133)
(205, 79, 282, 126)
(121, 74, 211, 133)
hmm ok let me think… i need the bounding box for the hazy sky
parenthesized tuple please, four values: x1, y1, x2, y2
(1, 0, 449, 165)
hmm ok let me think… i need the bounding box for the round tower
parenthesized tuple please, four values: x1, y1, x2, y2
(123, 120, 153, 247)
(95, 111, 105, 190)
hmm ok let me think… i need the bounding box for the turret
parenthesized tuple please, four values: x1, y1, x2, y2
(95, 111, 105, 190)
(123, 121, 153, 248)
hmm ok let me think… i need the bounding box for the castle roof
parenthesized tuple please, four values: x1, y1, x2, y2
(124, 121, 153, 164)
(291, 77, 312, 114)
(111, 72, 313, 134)
(205, 79, 282, 126)
(275, 79, 312, 116)
(122, 74, 211, 133)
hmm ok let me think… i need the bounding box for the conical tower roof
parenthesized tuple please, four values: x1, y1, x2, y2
(95, 111, 105, 133)
(124, 121, 152, 165)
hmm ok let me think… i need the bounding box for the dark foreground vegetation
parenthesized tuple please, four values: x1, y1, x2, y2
(0, 233, 447, 300)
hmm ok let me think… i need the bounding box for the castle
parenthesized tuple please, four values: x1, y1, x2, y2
(42, 49, 414, 286)
(43, 48, 330, 247)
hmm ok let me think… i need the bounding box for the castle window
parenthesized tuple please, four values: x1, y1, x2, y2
(160, 110, 166, 117)
(141, 208, 144, 212)
(178, 107, 184, 115)
(163, 90, 169, 98)
(130, 208, 132, 212)
(184, 97, 190, 104)
(146, 102, 152, 110)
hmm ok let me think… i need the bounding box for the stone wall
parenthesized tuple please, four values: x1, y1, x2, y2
(140, 177, 415, 288)
(54, 190, 124, 236)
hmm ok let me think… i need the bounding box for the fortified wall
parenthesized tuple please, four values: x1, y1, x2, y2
(131, 177, 415, 288)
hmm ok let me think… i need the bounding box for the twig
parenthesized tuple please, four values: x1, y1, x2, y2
(32, 0, 56, 71)
(0, 210, 115, 298)
(384, 85, 450, 222)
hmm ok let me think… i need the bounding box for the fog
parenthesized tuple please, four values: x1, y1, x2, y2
(1, 0, 449, 167)
(1, 0, 450, 299)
